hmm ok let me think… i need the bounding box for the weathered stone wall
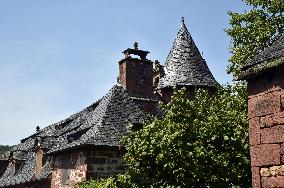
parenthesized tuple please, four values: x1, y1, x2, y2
(51, 151, 87, 188)
(87, 149, 125, 179)
(248, 67, 284, 188)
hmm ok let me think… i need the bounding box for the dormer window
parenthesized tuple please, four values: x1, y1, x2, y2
(127, 123, 143, 132)
(9, 158, 23, 177)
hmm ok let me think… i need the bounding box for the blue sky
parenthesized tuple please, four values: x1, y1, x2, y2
(0, 1, 248, 145)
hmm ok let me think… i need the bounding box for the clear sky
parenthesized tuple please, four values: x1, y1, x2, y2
(0, 1, 248, 145)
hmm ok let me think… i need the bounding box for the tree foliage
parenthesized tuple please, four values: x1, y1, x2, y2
(79, 84, 251, 188)
(226, 0, 284, 77)
(0, 145, 12, 155)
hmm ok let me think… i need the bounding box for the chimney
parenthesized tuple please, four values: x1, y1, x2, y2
(118, 42, 154, 98)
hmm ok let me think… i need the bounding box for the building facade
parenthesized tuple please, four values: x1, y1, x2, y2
(0, 18, 217, 188)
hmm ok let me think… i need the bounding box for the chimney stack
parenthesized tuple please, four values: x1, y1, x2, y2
(117, 43, 154, 98)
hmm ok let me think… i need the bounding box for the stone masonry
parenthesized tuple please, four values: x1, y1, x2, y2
(248, 68, 284, 188)
(239, 35, 284, 188)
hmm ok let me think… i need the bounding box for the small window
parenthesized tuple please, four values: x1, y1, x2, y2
(127, 123, 143, 132)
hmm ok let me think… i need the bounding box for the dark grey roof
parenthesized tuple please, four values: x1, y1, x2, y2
(48, 85, 150, 154)
(157, 17, 218, 89)
(0, 140, 52, 187)
(244, 35, 284, 69)
(0, 84, 149, 186)
(0, 154, 51, 188)
(0, 152, 35, 187)
(238, 35, 284, 80)
(20, 98, 102, 143)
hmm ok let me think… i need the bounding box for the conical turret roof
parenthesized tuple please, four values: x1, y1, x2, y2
(157, 17, 218, 89)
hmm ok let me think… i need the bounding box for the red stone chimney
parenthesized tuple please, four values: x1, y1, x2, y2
(118, 42, 154, 99)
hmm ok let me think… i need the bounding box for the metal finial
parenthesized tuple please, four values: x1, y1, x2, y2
(134, 42, 138, 50)
(181, 17, 185, 28)
(36, 126, 40, 132)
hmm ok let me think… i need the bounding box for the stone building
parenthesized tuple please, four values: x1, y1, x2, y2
(238, 35, 284, 188)
(0, 18, 217, 188)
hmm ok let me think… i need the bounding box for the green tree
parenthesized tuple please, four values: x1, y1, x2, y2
(226, 0, 284, 77)
(0, 145, 12, 155)
(121, 85, 250, 187)
(79, 84, 251, 188)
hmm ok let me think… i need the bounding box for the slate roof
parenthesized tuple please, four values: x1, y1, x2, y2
(0, 98, 101, 187)
(0, 137, 53, 187)
(48, 84, 150, 154)
(0, 152, 52, 187)
(0, 84, 150, 187)
(157, 17, 218, 89)
(238, 35, 284, 80)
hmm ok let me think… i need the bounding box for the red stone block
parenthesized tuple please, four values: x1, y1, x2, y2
(248, 91, 281, 118)
(261, 125, 284, 144)
(277, 176, 284, 188)
(267, 177, 278, 188)
(252, 167, 261, 188)
(280, 144, 284, 164)
(262, 177, 269, 188)
(265, 114, 274, 127)
(251, 144, 280, 167)
(249, 117, 261, 145)
(273, 111, 284, 125)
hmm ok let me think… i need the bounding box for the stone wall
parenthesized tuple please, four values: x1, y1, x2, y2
(51, 151, 87, 188)
(248, 67, 284, 188)
(87, 149, 125, 179)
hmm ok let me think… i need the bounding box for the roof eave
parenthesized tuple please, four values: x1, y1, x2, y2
(237, 56, 284, 81)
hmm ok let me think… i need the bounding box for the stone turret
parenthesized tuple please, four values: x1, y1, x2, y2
(157, 17, 218, 102)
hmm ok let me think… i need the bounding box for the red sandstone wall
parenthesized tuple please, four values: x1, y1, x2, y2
(51, 151, 87, 188)
(50, 149, 125, 188)
(248, 68, 284, 188)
